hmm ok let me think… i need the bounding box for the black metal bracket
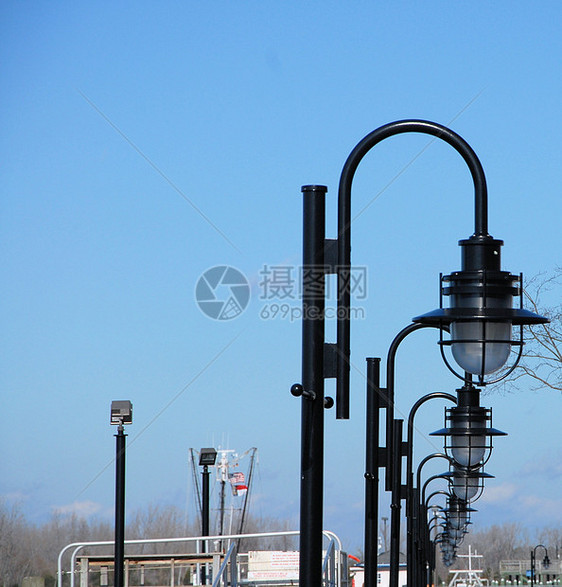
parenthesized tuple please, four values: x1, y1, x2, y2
(290, 383, 316, 401)
(291, 383, 333, 408)
(378, 447, 388, 463)
(323, 343, 338, 379)
(324, 238, 339, 273)
(378, 386, 390, 409)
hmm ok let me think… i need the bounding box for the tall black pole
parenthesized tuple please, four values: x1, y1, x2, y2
(202, 464, 210, 536)
(201, 464, 210, 584)
(114, 425, 126, 587)
(364, 357, 381, 587)
(299, 185, 327, 587)
(405, 393, 456, 587)
(390, 419, 403, 587)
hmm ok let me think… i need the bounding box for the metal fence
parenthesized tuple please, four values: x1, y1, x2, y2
(58, 530, 346, 587)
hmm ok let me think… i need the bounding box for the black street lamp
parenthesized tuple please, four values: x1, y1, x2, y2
(292, 119, 547, 587)
(531, 544, 551, 587)
(199, 448, 217, 537)
(364, 322, 443, 587)
(411, 467, 481, 585)
(414, 454, 452, 585)
(405, 393, 456, 587)
(413, 454, 475, 587)
(430, 383, 506, 470)
(364, 322, 459, 587)
(110, 400, 133, 587)
(424, 516, 443, 584)
(199, 447, 217, 585)
(443, 496, 473, 535)
(420, 481, 469, 580)
(412, 225, 548, 388)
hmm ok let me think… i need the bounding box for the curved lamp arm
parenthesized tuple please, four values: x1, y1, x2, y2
(533, 544, 549, 556)
(422, 474, 450, 507)
(425, 490, 452, 510)
(532, 544, 550, 571)
(406, 392, 457, 496)
(416, 453, 452, 494)
(384, 322, 447, 479)
(336, 119, 488, 417)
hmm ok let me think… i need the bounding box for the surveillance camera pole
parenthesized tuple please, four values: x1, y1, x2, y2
(114, 422, 126, 587)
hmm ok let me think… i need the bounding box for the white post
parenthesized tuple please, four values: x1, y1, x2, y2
(79, 558, 88, 587)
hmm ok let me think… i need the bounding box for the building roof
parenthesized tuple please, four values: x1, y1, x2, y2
(376, 551, 407, 565)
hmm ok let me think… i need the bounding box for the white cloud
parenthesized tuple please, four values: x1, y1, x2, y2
(516, 494, 562, 523)
(520, 450, 562, 480)
(477, 483, 562, 529)
(479, 483, 517, 504)
(51, 500, 103, 518)
(1, 491, 29, 504)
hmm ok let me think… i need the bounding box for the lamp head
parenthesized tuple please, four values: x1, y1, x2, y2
(413, 234, 548, 385)
(439, 536, 457, 561)
(447, 526, 467, 542)
(110, 400, 133, 426)
(199, 448, 217, 467)
(444, 465, 493, 503)
(430, 384, 506, 468)
(444, 496, 475, 531)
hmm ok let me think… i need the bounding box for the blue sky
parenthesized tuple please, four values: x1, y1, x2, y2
(1, 2, 561, 553)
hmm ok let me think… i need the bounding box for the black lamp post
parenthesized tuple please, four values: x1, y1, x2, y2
(292, 119, 547, 587)
(199, 447, 217, 585)
(421, 480, 461, 576)
(413, 454, 476, 587)
(199, 448, 217, 537)
(364, 322, 451, 587)
(110, 400, 133, 587)
(376, 329, 504, 585)
(364, 323, 440, 587)
(426, 506, 448, 586)
(414, 454, 452, 586)
(531, 544, 550, 587)
(405, 393, 456, 587)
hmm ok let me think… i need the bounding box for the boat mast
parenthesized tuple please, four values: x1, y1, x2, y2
(237, 447, 257, 535)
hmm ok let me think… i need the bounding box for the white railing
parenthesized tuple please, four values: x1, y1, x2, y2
(58, 530, 344, 587)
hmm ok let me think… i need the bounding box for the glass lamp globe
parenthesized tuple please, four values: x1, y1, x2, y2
(451, 320, 511, 376)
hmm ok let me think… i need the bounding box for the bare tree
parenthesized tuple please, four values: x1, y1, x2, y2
(434, 523, 530, 581)
(498, 268, 562, 393)
(127, 503, 196, 554)
(236, 514, 297, 552)
(536, 526, 562, 559)
(0, 499, 34, 587)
